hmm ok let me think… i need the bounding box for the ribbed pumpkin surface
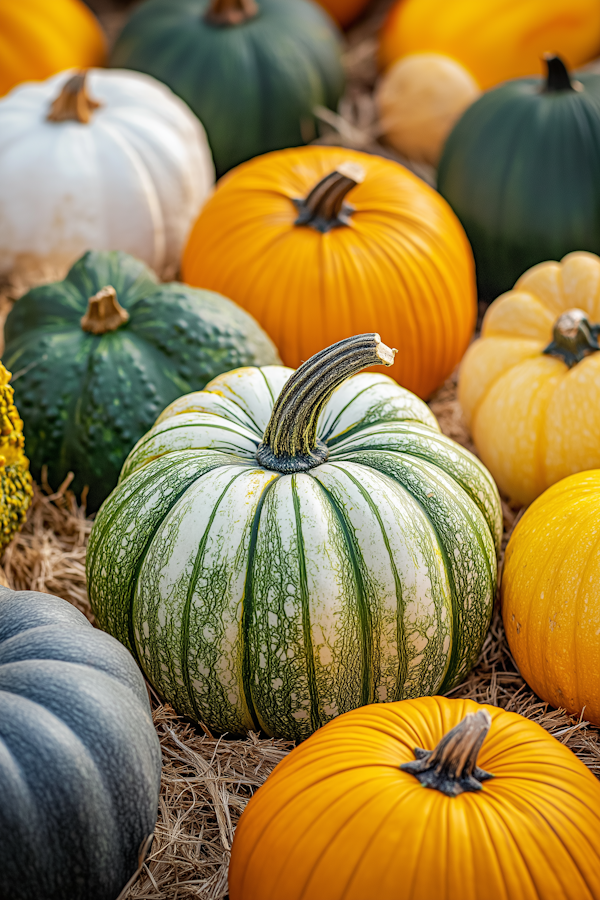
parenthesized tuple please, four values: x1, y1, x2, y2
(182, 146, 476, 399)
(229, 697, 600, 900)
(0, 588, 161, 900)
(87, 362, 501, 741)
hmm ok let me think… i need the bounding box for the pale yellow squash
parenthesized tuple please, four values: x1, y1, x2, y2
(459, 251, 600, 506)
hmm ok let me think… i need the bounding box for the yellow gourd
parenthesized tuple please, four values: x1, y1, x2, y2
(459, 252, 600, 506)
(0, 363, 33, 553)
(375, 53, 480, 166)
(379, 0, 600, 90)
(502, 471, 600, 725)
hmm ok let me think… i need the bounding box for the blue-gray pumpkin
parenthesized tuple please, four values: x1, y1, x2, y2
(0, 588, 161, 900)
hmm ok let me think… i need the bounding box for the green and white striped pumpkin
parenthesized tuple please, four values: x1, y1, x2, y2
(87, 335, 501, 741)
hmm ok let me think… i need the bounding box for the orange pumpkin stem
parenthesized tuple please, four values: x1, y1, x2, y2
(81, 286, 130, 335)
(294, 163, 365, 233)
(256, 333, 396, 473)
(204, 0, 259, 26)
(401, 710, 493, 797)
(47, 71, 102, 124)
(543, 308, 600, 368)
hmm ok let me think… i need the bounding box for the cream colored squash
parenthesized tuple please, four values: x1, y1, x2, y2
(0, 68, 215, 280)
(376, 53, 480, 167)
(459, 251, 600, 506)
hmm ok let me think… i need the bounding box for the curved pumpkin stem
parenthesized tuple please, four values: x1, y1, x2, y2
(47, 71, 102, 124)
(543, 308, 600, 368)
(401, 710, 493, 797)
(543, 55, 576, 93)
(294, 163, 365, 233)
(81, 286, 130, 335)
(204, 0, 258, 26)
(256, 333, 396, 473)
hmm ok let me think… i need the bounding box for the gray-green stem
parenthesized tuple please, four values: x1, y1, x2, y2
(543, 308, 599, 368)
(401, 710, 493, 797)
(256, 334, 396, 474)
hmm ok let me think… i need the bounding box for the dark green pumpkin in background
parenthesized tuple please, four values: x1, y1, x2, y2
(110, 0, 345, 177)
(2, 250, 280, 511)
(437, 56, 600, 302)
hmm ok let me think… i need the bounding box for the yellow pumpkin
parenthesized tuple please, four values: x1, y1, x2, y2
(375, 53, 481, 167)
(229, 696, 600, 900)
(459, 251, 600, 506)
(0, 0, 107, 97)
(0, 363, 33, 554)
(181, 146, 476, 399)
(379, 0, 600, 90)
(502, 471, 600, 726)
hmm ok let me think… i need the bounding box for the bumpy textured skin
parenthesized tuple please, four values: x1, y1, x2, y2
(438, 70, 600, 301)
(182, 145, 477, 400)
(502, 471, 600, 725)
(0, 588, 161, 900)
(228, 697, 600, 900)
(459, 251, 600, 505)
(2, 250, 280, 511)
(0, 363, 32, 554)
(87, 365, 502, 741)
(110, 0, 344, 176)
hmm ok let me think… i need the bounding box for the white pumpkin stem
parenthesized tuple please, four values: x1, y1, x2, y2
(47, 71, 102, 124)
(543, 308, 600, 368)
(256, 333, 396, 473)
(81, 286, 130, 335)
(401, 710, 493, 797)
(294, 164, 365, 233)
(204, 0, 259, 26)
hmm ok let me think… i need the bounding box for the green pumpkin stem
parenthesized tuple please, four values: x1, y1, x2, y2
(401, 710, 494, 797)
(543, 55, 575, 93)
(256, 333, 396, 473)
(47, 71, 102, 124)
(543, 308, 600, 368)
(80, 286, 130, 335)
(204, 0, 258, 26)
(294, 163, 365, 233)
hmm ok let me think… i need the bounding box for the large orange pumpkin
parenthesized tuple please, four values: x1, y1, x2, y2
(181, 146, 476, 399)
(0, 0, 107, 97)
(379, 0, 600, 90)
(314, 0, 371, 27)
(229, 696, 600, 900)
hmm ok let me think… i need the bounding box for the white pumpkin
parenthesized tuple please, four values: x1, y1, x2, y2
(0, 68, 214, 280)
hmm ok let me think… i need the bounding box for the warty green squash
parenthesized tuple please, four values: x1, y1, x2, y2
(87, 334, 502, 741)
(109, 0, 345, 177)
(437, 56, 600, 301)
(2, 249, 279, 511)
(0, 587, 161, 900)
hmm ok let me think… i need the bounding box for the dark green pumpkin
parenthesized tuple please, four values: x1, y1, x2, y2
(2, 250, 279, 510)
(437, 56, 600, 302)
(0, 587, 161, 900)
(109, 0, 345, 177)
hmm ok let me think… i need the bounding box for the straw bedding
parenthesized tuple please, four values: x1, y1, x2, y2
(1, 3, 599, 897)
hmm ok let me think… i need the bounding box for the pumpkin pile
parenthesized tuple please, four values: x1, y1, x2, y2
(0, 0, 599, 897)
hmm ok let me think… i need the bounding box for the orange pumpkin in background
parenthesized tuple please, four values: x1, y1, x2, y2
(181, 146, 476, 399)
(314, 0, 371, 27)
(0, 0, 107, 97)
(379, 0, 600, 90)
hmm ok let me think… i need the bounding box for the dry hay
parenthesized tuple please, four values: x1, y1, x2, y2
(2, 372, 600, 900)
(2, 5, 599, 898)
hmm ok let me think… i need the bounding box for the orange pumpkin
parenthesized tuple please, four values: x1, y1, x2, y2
(379, 0, 600, 90)
(181, 146, 476, 399)
(0, 0, 107, 97)
(314, 0, 371, 27)
(229, 696, 600, 900)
